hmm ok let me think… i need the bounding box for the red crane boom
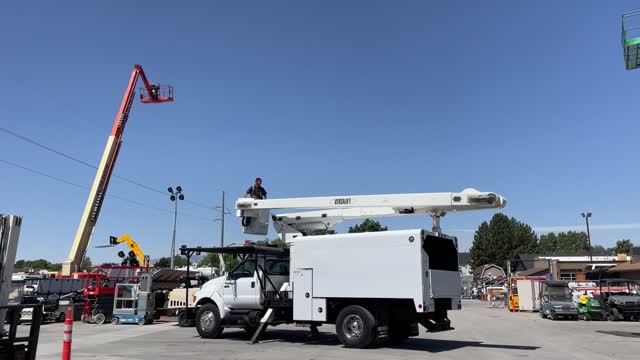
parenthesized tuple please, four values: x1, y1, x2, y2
(62, 65, 173, 275)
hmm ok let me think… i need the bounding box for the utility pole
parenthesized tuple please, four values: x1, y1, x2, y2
(168, 186, 184, 268)
(220, 191, 225, 247)
(582, 212, 593, 262)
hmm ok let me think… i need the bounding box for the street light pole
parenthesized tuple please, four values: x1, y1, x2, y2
(169, 186, 184, 269)
(582, 212, 593, 262)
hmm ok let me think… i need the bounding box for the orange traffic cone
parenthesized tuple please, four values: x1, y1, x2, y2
(62, 307, 73, 360)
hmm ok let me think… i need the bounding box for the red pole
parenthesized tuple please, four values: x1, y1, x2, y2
(62, 307, 73, 360)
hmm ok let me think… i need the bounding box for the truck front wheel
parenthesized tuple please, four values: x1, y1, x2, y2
(336, 305, 376, 348)
(195, 304, 224, 338)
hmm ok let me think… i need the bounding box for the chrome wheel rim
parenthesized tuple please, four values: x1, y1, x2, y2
(343, 314, 364, 340)
(201, 310, 216, 331)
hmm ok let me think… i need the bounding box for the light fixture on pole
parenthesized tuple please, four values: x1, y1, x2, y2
(581, 212, 593, 262)
(168, 186, 184, 268)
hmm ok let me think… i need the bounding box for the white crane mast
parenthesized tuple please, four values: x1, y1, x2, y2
(236, 188, 506, 239)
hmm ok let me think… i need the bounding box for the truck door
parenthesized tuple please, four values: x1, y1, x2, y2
(223, 260, 261, 309)
(293, 268, 313, 321)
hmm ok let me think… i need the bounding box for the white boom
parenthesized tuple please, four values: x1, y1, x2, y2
(236, 188, 506, 238)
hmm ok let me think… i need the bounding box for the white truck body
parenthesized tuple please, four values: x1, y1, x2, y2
(189, 190, 505, 347)
(289, 229, 460, 321)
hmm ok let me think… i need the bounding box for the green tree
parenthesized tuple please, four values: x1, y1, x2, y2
(469, 213, 538, 269)
(173, 255, 187, 268)
(348, 219, 388, 233)
(154, 257, 171, 268)
(198, 253, 239, 270)
(614, 239, 633, 254)
(539, 232, 589, 254)
(80, 257, 93, 271)
(591, 245, 611, 255)
(14, 259, 61, 271)
(307, 229, 336, 236)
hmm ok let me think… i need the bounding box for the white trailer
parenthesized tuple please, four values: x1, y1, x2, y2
(188, 189, 506, 348)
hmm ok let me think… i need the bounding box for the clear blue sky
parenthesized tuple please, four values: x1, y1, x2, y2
(2, 1, 640, 263)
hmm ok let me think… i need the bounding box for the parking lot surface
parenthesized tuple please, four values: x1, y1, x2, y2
(14, 300, 640, 360)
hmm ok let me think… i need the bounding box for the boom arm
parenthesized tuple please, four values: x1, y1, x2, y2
(62, 65, 170, 276)
(110, 234, 151, 267)
(236, 188, 507, 238)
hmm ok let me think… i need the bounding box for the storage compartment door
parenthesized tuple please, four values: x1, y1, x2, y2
(293, 268, 313, 321)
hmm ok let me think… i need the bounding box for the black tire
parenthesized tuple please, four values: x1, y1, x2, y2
(336, 305, 377, 348)
(94, 313, 106, 325)
(111, 317, 119, 325)
(550, 313, 557, 321)
(57, 312, 66, 323)
(609, 308, 620, 322)
(138, 318, 146, 326)
(539, 311, 546, 319)
(178, 312, 194, 327)
(195, 303, 224, 338)
(584, 313, 592, 321)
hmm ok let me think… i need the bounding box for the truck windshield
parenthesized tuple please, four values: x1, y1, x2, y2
(548, 287, 572, 301)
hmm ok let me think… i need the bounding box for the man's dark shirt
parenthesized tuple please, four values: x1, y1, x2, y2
(246, 185, 267, 199)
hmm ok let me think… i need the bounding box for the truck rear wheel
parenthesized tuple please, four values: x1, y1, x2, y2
(336, 305, 376, 348)
(195, 304, 223, 338)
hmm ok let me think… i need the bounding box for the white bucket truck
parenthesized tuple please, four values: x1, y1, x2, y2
(185, 189, 506, 348)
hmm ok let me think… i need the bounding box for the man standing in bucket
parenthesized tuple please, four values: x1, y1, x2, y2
(244, 177, 267, 199)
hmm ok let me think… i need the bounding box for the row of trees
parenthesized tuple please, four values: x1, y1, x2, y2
(14, 257, 93, 272)
(469, 213, 634, 268)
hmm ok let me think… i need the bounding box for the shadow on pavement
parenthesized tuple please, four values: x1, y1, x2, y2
(596, 330, 640, 338)
(215, 329, 539, 353)
(389, 338, 540, 353)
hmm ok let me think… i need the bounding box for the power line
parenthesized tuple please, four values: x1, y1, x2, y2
(0, 127, 218, 211)
(0, 158, 215, 223)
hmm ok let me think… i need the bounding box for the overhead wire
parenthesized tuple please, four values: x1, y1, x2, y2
(0, 127, 218, 211)
(0, 158, 216, 223)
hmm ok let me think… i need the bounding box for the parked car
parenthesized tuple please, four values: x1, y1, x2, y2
(539, 280, 578, 320)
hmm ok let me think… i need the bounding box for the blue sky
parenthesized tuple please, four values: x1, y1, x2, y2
(2, 1, 640, 263)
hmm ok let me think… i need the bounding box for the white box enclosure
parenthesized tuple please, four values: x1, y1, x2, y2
(290, 229, 461, 324)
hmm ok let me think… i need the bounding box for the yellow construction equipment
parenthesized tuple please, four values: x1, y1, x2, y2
(96, 234, 151, 268)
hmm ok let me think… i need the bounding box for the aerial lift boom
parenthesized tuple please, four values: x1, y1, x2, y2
(236, 188, 506, 240)
(62, 65, 173, 276)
